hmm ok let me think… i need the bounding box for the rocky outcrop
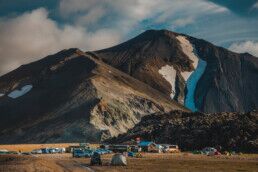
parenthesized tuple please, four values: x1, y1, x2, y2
(94, 29, 258, 113)
(0, 48, 187, 143)
(108, 110, 258, 153)
(191, 38, 258, 113)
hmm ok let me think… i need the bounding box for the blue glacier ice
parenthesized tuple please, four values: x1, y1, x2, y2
(184, 59, 207, 112)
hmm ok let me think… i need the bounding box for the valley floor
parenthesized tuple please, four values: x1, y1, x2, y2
(0, 144, 257, 172)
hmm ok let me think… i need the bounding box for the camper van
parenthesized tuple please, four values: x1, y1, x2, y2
(109, 145, 130, 153)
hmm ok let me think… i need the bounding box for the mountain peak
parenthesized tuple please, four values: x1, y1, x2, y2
(135, 29, 178, 41)
(142, 29, 175, 34)
(94, 29, 258, 113)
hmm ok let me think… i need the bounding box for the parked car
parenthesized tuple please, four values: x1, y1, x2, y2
(130, 145, 141, 152)
(41, 148, 50, 154)
(95, 149, 112, 155)
(31, 149, 42, 154)
(60, 147, 66, 153)
(48, 148, 59, 154)
(52, 148, 63, 153)
(0, 149, 9, 155)
(73, 149, 93, 158)
(84, 149, 94, 157)
(109, 145, 130, 153)
(167, 145, 180, 153)
(202, 147, 217, 155)
(67, 145, 89, 153)
(73, 149, 85, 158)
(161, 144, 170, 153)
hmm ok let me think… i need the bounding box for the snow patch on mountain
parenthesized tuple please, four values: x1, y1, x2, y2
(0, 93, 4, 97)
(176, 35, 198, 81)
(176, 35, 207, 112)
(8, 85, 33, 99)
(158, 65, 177, 98)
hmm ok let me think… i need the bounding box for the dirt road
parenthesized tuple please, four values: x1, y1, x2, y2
(0, 154, 94, 172)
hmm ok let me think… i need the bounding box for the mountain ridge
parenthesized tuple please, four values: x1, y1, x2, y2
(93, 29, 258, 113)
(0, 48, 187, 143)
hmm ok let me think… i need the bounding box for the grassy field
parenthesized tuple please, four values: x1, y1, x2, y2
(0, 144, 257, 172)
(91, 153, 258, 172)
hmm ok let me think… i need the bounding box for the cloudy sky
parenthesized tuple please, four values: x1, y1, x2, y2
(0, 0, 257, 76)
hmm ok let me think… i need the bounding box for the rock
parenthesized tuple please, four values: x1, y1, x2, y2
(108, 110, 258, 153)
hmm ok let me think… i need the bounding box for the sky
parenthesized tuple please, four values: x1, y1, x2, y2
(0, 0, 257, 76)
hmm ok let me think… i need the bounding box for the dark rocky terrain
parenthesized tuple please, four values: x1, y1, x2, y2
(94, 29, 258, 113)
(0, 48, 187, 143)
(108, 110, 258, 152)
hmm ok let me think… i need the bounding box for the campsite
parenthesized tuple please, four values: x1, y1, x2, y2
(0, 143, 257, 172)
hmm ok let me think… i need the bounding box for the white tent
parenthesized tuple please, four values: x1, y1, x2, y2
(111, 153, 127, 166)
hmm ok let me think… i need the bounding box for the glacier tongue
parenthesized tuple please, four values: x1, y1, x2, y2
(176, 35, 207, 112)
(184, 59, 207, 111)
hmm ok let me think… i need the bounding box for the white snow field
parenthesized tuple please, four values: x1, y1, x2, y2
(176, 35, 207, 112)
(176, 36, 198, 81)
(8, 85, 33, 99)
(159, 65, 177, 98)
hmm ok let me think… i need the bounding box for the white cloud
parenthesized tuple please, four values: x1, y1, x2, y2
(173, 17, 194, 27)
(76, 6, 106, 26)
(0, 8, 121, 76)
(0, 0, 230, 76)
(59, 0, 228, 30)
(252, 2, 258, 9)
(59, 0, 98, 16)
(154, 0, 228, 25)
(59, 0, 161, 32)
(229, 41, 258, 57)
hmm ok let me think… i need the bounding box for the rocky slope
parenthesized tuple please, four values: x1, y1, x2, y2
(0, 49, 187, 143)
(94, 29, 258, 113)
(108, 110, 258, 153)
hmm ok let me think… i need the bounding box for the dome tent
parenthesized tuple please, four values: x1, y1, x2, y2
(111, 153, 127, 166)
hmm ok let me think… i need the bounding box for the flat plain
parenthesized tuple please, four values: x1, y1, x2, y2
(0, 144, 257, 172)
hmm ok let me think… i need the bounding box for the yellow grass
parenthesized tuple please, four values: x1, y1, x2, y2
(0, 143, 100, 152)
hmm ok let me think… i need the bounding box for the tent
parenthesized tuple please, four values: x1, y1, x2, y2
(111, 153, 127, 166)
(138, 141, 160, 152)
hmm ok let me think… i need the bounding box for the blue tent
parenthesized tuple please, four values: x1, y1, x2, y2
(138, 141, 154, 147)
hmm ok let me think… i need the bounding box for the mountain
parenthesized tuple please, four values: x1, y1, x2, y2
(107, 110, 258, 153)
(0, 48, 187, 143)
(94, 29, 258, 113)
(1, 29, 258, 143)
